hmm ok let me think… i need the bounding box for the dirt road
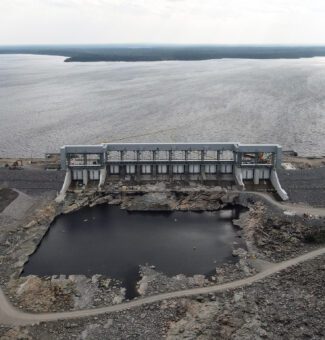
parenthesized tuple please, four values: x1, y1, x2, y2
(1, 247, 324, 326)
(244, 191, 325, 217)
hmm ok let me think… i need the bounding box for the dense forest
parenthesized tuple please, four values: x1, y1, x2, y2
(1, 45, 325, 62)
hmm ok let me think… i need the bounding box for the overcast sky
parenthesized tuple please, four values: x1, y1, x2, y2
(1, 0, 325, 45)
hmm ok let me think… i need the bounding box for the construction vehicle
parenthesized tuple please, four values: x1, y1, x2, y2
(9, 160, 23, 170)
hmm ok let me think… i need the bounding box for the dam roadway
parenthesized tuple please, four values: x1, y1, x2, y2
(0, 247, 324, 326)
(1, 165, 325, 207)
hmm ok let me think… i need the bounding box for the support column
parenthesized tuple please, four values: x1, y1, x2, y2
(184, 150, 189, 175)
(200, 150, 206, 178)
(234, 166, 245, 189)
(83, 169, 88, 186)
(200, 150, 206, 180)
(152, 151, 157, 177)
(136, 151, 141, 178)
(98, 167, 107, 189)
(100, 152, 105, 166)
(216, 151, 221, 174)
(120, 151, 125, 179)
(275, 146, 282, 169)
(271, 153, 275, 168)
(254, 168, 260, 185)
(168, 151, 173, 177)
(255, 153, 259, 165)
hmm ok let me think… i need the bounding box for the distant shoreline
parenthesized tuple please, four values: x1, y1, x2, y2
(2, 45, 325, 62)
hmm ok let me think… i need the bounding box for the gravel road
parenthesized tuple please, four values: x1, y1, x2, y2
(0, 247, 324, 326)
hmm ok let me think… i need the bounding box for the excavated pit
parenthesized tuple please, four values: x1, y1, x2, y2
(22, 204, 246, 299)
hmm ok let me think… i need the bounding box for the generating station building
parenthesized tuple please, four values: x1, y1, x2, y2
(58, 142, 288, 201)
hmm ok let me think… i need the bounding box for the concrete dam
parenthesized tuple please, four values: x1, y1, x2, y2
(58, 142, 288, 201)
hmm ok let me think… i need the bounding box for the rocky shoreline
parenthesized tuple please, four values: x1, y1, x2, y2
(1, 255, 324, 339)
(1, 183, 246, 314)
(0, 177, 324, 339)
(1, 183, 324, 309)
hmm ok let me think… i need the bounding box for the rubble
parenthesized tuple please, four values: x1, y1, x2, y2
(167, 255, 325, 340)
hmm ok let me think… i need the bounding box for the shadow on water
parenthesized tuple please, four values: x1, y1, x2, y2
(23, 205, 247, 299)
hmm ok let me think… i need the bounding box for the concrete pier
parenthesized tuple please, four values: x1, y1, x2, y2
(98, 168, 107, 189)
(254, 168, 260, 185)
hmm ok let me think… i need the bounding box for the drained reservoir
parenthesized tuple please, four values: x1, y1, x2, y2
(23, 205, 245, 298)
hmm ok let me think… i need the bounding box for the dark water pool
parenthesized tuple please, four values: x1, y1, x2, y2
(23, 205, 245, 298)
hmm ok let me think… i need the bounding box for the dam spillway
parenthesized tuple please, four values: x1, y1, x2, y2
(58, 142, 288, 200)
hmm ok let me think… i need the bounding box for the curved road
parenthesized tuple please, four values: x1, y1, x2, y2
(1, 247, 324, 326)
(243, 191, 325, 217)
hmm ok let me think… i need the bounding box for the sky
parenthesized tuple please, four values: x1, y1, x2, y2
(1, 0, 325, 45)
